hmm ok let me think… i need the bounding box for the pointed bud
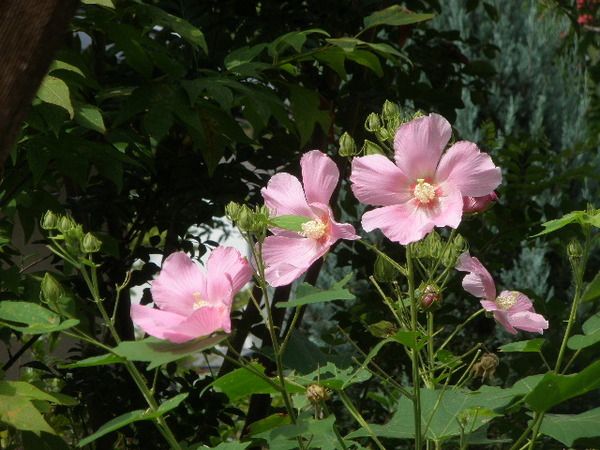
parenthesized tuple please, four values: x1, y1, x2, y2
(362, 139, 385, 155)
(339, 132, 357, 157)
(81, 232, 102, 253)
(41, 273, 63, 305)
(420, 284, 441, 310)
(57, 216, 76, 233)
(237, 205, 254, 232)
(64, 225, 84, 255)
(382, 100, 400, 119)
(364, 113, 381, 132)
(463, 192, 498, 214)
(41, 211, 59, 230)
(225, 201, 242, 222)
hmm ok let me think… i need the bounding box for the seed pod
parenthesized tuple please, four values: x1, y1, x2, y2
(306, 384, 330, 404)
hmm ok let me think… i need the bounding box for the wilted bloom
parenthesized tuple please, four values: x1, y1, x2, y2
(350, 114, 501, 245)
(456, 252, 549, 334)
(261, 150, 359, 287)
(130, 248, 252, 343)
(463, 192, 498, 214)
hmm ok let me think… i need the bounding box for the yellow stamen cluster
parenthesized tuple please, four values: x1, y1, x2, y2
(495, 291, 519, 310)
(192, 292, 210, 310)
(413, 178, 436, 204)
(300, 219, 327, 240)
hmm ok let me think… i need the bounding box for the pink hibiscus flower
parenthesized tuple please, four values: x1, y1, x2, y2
(130, 247, 252, 343)
(261, 150, 359, 287)
(350, 113, 501, 244)
(456, 252, 549, 334)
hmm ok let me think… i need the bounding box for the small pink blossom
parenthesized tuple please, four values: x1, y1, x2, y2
(130, 247, 252, 343)
(350, 113, 501, 245)
(463, 191, 498, 214)
(261, 150, 359, 287)
(456, 252, 549, 334)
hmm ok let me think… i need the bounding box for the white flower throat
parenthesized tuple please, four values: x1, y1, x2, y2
(413, 178, 436, 204)
(495, 291, 518, 310)
(192, 292, 210, 310)
(300, 219, 327, 240)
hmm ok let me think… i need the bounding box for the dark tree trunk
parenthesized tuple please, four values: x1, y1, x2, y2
(0, 0, 78, 172)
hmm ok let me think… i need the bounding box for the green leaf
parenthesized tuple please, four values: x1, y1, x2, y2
(108, 25, 153, 78)
(209, 442, 251, 450)
(211, 363, 302, 402)
(269, 29, 329, 57)
(248, 414, 292, 436)
(498, 338, 545, 353)
(49, 60, 85, 77)
(0, 395, 55, 435)
(277, 274, 355, 308)
(525, 359, 600, 412)
(289, 85, 331, 146)
(315, 47, 347, 79)
(345, 50, 383, 77)
(363, 5, 434, 31)
(0, 381, 77, 406)
(532, 210, 598, 237)
(567, 312, 600, 350)
(255, 413, 343, 450)
(138, 4, 207, 53)
(59, 353, 125, 369)
(291, 361, 371, 390)
(224, 44, 267, 71)
(78, 393, 187, 447)
(582, 272, 600, 302)
(0, 301, 79, 334)
(81, 0, 115, 7)
(75, 104, 106, 134)
(269, 215, 312, 233)
(113, 334, 226, 369)
(36, 76, 73, 118)
(539, 407, 600, 446)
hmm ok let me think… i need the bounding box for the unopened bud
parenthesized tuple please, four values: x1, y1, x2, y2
(568, 239, 583, 271)
(382, 100, 400, 119)
(362, 139, 385, 155)
(237, 205, 254, 232)
(339, 132, 357, 157)
(420, 285, 441, 310)
(306, 384, 330, 404)
(41, 273, 63, 305)
(41, 211, 59, 230)
(364, 113, 381, 132)
(81, 232, 102, 253)
(225, 201, 242, 222)
(57, 216, 76, 233)
(463, 192, 498, 214)
(64, 225, 84, 255)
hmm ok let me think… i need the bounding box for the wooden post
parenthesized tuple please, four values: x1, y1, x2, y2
(0, 0, 79, 172)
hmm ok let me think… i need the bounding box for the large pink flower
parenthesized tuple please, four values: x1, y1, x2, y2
(350, 113, 501, 244)
(456, 252, 549, 334)
(261, 150, 359, 287)
(130, 247, 252, 343)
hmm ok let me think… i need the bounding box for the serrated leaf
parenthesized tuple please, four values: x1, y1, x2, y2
(269, 215, 311, 233)
(532, 210, 597, 236)
(75, 104, 106, 133)
(498, 338, 545, 353)
(113, 334, 226, 370)
(0, 301, 79, 334)
(36, 76, 73, 118)
(539, 407, 600, 446)
(363, 6, 434, 31)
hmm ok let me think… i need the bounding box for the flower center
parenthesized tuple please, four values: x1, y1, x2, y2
(192, 292, 210, 310)
(495, 291, 518, 310)
(300, 219, 327, 240)
(413, 179, 436, 204)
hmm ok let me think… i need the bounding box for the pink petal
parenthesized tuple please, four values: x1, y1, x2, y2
(151, 252, 206, 316)
(456, 252, 497, 301)
(350, 155, 412, 206)
(480, 300, 499, 312)
(301, 150, 339, 205)
(262, 235, 326, 287)
(206, 246, 253, 303)
(493, 311, 518, 334)
(429, 185, 463, 229)
(329, 219, 360, 242)
(261, 173, 314, 218)
(361, 204, 436, 245)
(435, 141, 501, 197)
(394, 113, 452, 179)
(501, 290, 534, 313)
(163, 306, 231, 343)
(463, 192, 498, 214)
(130, 303, 186, 341)
(506, 311, 549, 334)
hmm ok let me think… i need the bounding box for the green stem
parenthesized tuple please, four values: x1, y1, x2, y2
(407, 244, 422, 450)
(426, 311, 435, 389)
(436, 309, 484, 354)
(339, 390, 386, 450)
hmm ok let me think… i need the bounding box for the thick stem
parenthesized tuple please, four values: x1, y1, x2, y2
(406, 244, 422, 450)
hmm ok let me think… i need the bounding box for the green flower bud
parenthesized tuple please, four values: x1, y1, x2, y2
(568, 238, 583, 272)
(364, 113, 381, 132)
(40, 273, 63, 305)
(57, 215, 76, 233)
(225, 201, 242, 222)
(374, 254, 398, 282)
(64, 225, 84, 255)
(81, 232, 102, 253)
(362, 139, 385, 155)
(375, 127, 390, 142)
(41, 211, 59, 230)
(382, 100, 400, 119)
(237, 205, 254, 232)
(339, 132, 357, 157)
